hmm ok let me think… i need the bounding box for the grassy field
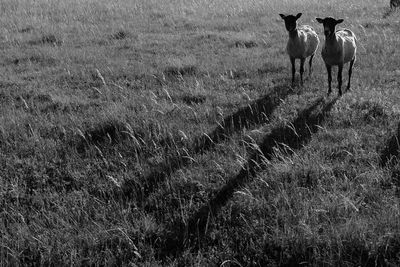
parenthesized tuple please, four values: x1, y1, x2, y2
(1, 0, 400, 265)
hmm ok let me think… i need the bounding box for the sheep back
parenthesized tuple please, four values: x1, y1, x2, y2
(321, 29, 356, 66)
(286, 25, 319, 59)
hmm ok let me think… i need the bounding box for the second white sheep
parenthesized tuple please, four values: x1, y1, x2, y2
(316, 17, 357, 96)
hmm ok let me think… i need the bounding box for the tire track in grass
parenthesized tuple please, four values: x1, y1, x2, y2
(158, 96, 339, 259)
(120, 84, 294, 204)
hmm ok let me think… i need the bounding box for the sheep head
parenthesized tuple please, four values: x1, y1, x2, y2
(316, 17, 344, 37)
(279, 13, 302, 32)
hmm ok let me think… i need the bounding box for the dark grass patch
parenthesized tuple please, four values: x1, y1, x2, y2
(2, 157, 82, 194)
(28, 34, 62, 46)
(86, 235, 143, 265)
(233, 40, 258, 48)
(13, 91, 102, 115)
(44, 165, 82, 192)
(14, 92, 52, 110)
(56, 72, 105, 91)
(191, 32, 260, 51)
(392, 168, 400, 189)
(380, 122, 400, 166)
(350, 101, 388, 123)
(224, 69, 250, 80)
(19, 26, 34, 33)
(110, 30, 129, 40)
(163, 56, 198, 77)
(10, 55, 59, 67)
(180, 94, 207, 105)
(192, 32, 230, 45)
(149, 11, 167, 20)
(0, 91, 13, 105)
(79, 121, 128, 148)
(45, 101, 101, 114)
(261, 237, 379, 266)
(213, 24, 241, 32)
(163, 65, 197, 77)
(382, 8, 395, 19)
(12, 92, 100, 115)
(76, 120, 147, 155)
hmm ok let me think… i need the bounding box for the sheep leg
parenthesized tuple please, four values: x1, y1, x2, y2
(290, 57, 296, 87)
(309, 54, 314, 76)
(326, 64, 332, 95)
(347, 57, 355, 91)
(300, 57, 305, 85)
(338, 64, 343, 96)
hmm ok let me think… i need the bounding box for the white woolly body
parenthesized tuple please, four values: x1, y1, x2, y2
(286, 25, 319, 59)
(321, 29, 357, 66)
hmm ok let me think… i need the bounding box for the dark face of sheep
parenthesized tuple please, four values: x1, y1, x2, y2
(279, 13, 302, 32)
(316, 17, 344, 37)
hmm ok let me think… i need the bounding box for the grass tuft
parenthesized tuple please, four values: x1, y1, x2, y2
(163, 56, 198, 77)
(28, 33, 63, 46)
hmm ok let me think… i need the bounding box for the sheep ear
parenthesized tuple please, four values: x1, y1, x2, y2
(296, 13, 302, 19)
(279, 14, 286, 19)
(336, 19, 344, 24)
(316, 18, 324, 23)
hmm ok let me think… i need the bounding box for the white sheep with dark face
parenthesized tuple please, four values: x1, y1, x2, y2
(316, 17, 357, 96)
(279, 13, 320, 87)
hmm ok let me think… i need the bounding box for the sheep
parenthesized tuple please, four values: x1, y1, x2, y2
(316, 17, 357, 96)
(391, 0, 400, 10)
(279, 13, 320, 87)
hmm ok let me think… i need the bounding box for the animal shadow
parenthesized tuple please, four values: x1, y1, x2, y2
(118, 84, 294, 204)
(380, 122, 400, 167)
(157, 96, 339, 259)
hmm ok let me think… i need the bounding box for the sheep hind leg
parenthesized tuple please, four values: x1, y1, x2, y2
(300, 57, 305, 86)
(347, 57, 355, 92)
(290, 57, 296, 87)
(326, 64, 332, 96)
(338, 64, 343, 96)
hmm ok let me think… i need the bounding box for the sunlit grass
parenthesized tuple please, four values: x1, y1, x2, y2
(0, 0, 399, 265)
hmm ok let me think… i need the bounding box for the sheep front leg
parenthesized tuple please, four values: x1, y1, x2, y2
(309, 54, 314, 76)
(337, 64, 343, 96)
(300, 57, 305, 86)
(347, 57, 355, 91)
(326, 64, 332, 95)
(290, 57, 296, 87)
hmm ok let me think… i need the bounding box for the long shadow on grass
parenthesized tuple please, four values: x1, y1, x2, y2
(380, 122, 400, 167)
(158, 96, 339, 259)
(120, 84, 294, 204)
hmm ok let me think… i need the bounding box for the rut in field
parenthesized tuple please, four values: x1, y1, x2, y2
(158, 96, 339, 259)
(120, 84, 293, 204)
